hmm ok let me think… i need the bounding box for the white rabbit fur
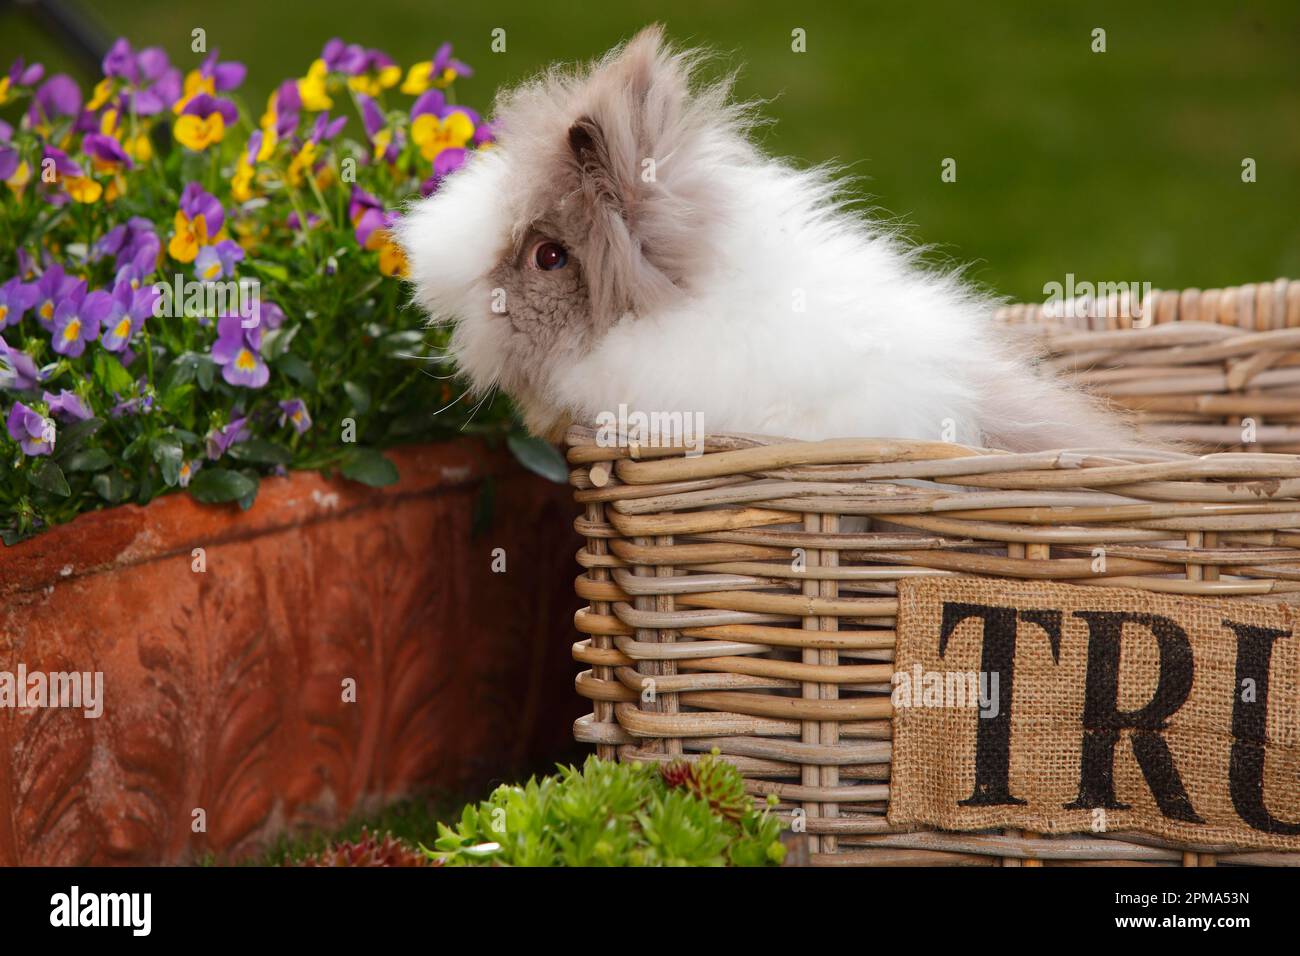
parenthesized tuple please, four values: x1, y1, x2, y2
(397, 25, 1138, 453)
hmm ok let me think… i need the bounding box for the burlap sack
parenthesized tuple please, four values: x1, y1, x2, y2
(890, 577, 1300, 850)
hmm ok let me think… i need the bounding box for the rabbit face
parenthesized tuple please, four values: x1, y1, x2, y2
(398, 26, 745, 438)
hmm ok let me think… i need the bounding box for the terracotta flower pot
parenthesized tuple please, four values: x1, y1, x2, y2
(0, 440, 582, 865)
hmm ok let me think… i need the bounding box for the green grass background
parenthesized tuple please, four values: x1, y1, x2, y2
(3, 1, 1298, 301)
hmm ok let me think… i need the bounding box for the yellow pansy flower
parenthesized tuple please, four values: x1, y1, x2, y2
(411, 111, 474, 161)
(399, 61, 434, 95)
(286, 140, 317, 187)
(126, 133, 153, 163)
(88, 78, 115, 110)
(347, 65, 401, 97)
(174, 71, 216, 114)
(231, 154, 255, 202)
(169, 211, 209, 263)
(174, 112, 226, 151)
(5, 160, 30, 198)
(297, 59, 332, 111)
(377, 232, 407, 278)
(65, 176, 103, 204)
(104, 173, 126, 203)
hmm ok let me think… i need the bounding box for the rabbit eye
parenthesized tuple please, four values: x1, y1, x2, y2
(532, 241, 568, 271)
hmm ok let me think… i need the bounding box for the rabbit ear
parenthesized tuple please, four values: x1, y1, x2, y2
(562, 26, 716, 322)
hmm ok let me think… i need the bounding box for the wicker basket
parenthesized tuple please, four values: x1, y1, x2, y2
(567, 426, 1300, 866)
(1000, 278, 1300, 452)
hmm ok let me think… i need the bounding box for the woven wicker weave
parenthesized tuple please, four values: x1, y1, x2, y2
(567, 425, 1300, 866)
(1000, 278, 1300, 452)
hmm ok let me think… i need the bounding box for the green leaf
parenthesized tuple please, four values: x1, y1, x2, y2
(342, 380, 370, 415)
(162, 351, 218, 393)
(92, 470, 132, 503)
(228, 438, 291, 466)
(275, 353, 316, 388)
(29, 458, 71, 496)
(249, 260, 289, 282)
(189, 468, 258, 504)
(92, 351, 134, 395)
(507, 434, 569, 484)
(150, 435, 184, 486)
(161, 382, 195, 416)
(196, 357, 216, 392)
(236, 469, 260, 511)
(136, 466, 159, 505)
(339, 447, 398, 487)
(62, 447, 113, 472)
(261, 324, 300, 361)
(53, 417, 104, 458)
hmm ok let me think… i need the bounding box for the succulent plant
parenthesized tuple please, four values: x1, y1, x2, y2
(429, 754, 785, 867)
(296, 827, 435, 867)
(660, 752, 750, 823)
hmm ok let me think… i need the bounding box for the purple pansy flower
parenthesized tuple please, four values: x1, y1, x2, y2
(6, 400, 54, 456)
(101, 39, 138, 81)
(95, 217, 161, 275)
(256, 300, 284, 330)
(0, 145, 19, 184)
(357, 94, 400, 163)
(180, 182, 225, 235)
(322, 38, 369, 75)
(348, 185, 382, 221)
(130, 47, 181, 115)
(42, 388, 92, 422)
(50, 282, 111, 357)
(433, 42, 472, 79)
(348, 186, 387, 244)
(0, 277, 38, 328)
(206, 414, 250, 459)
(27, 74, 81, 127)
(33, 264, 78, 331)
(353, 207, 396, 250)
(278, 398, 312, 434)
(109, 388, 153, 418)
(180, 92, 239, 126)
(177, 457, 202, 488)
(99, 280, 156, 352)
(286, 210, 321, 231)
(136, 46, 172, 81)
(82, 132, 134, 170)
(210, 315, 267, 388)
(420, 147, 468, 197)
(434, 146, 467, 178)
(194, 239, 244, 281)
(42, 145, 83, 179)
(409, 89, 445, 120)
(198, 49, 246, 91)
(7, 57, 44, 88)
(321, 40, 395, 78)
(358, 94, 383, 135)
(245, 130, 264, 166)
(0, 336, 44, 391)
(267, 79, 301, 139)
(309, 111, 347, 143)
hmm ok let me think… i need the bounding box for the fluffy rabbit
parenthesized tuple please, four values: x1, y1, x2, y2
(397, 25, 1137, 452)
